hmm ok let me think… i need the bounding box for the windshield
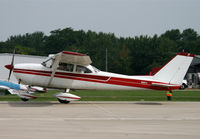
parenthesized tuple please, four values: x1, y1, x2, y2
(91, 66, 100, 73)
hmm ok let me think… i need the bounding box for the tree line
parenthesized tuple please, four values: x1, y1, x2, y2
(0, 28, 200, 75)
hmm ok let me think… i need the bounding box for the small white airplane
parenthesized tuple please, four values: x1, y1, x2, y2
(4, 51, 194, 103)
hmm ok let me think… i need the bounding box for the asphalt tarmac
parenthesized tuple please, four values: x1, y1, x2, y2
(0, 101, 200, 139)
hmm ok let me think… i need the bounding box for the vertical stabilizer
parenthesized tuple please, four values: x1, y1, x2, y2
(153, 52, 194, 85)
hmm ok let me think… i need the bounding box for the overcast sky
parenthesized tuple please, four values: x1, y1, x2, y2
(0, 0, 199, 41)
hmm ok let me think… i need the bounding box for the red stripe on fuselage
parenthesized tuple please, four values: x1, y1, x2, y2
(13, 69, 180, 90)
(14, 69, 109, 81)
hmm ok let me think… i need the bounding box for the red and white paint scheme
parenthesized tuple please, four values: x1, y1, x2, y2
(5, 51, 194, 103)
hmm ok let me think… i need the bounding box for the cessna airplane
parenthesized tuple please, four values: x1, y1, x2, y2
(4, 51, 194, 103)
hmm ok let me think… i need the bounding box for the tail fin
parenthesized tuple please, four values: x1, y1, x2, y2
(153, 52, 194, 85)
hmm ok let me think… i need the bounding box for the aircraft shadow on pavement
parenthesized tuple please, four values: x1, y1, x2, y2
(6, 101, 163, 107)
(7, 102, 56, 107)
(134, 102, 163, 105)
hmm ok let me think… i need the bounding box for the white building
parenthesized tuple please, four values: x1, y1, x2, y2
(0, 53, 46, 83)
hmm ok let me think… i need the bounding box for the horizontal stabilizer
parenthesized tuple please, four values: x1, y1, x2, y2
(151, 83, 180, 87)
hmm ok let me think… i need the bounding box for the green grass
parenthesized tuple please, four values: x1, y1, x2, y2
(0, 89, 200, 101)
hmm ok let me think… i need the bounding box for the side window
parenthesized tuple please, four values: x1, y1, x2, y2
(58, 63, 74, 72)
(76, 65, 92, 73)
(66, 64, 74, 72)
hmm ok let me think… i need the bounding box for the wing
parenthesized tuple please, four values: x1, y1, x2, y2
(0, 86, 18, 95)
(0, 86, 10, 90)
(8, 89, 18, 94)
(58, 51, 92, 66)
(0, 81, 20, 94)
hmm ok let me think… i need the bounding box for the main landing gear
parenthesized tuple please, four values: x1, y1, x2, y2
(166, 90, 173, 101)
(57, 88, 71, 104)
(54, 88, 81, 104)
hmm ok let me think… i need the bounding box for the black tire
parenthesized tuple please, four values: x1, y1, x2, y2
(180, 83, 188, 90)
(57, 99, 70, 104)
(183, 83, 188, 89)
(21, 98, 29, 102)
(167, 96, 172, 101)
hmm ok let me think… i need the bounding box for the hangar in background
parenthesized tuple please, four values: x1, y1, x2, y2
(0, 53, 46, 83)
(186, 55, 200, 88)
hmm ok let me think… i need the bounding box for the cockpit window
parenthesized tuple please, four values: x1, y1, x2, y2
(76, 65, 92, 73)
(58, 63, 74, 72)
(92, 66, 100, 73)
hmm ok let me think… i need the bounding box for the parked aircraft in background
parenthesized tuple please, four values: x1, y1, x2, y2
(0, 80, 45, 101)
(4, 51, 194, 103)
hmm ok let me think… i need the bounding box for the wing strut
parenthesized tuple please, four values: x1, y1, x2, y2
(47, 54, 61, 87)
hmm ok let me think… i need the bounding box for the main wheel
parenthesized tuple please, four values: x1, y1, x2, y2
(167, 96, 172, 101)
(21, 98, 29, 102)
(57, 99, 70, 104)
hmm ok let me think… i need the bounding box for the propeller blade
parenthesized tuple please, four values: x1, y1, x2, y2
(8, 68, 12, 81)
(11, 49, 15, 66)
(8, 49, 15, 81)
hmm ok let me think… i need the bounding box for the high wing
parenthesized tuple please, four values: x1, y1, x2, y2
(55, 51, 92, 66)
(0, 86, 18, 95)
(0, 80, 20, 91)
(0, 85, 10, 90)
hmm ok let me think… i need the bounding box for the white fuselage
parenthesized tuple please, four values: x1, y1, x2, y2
(7, 52, 194, 92)
(13, 63, 167, 91)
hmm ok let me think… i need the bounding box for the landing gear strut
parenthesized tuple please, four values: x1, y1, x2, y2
(166, 90, 172, 101)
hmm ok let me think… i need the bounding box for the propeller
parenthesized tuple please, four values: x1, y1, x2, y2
(5, 50, 15, 81)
